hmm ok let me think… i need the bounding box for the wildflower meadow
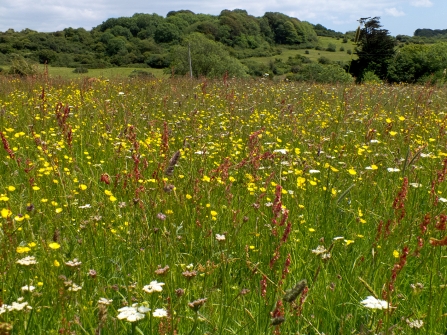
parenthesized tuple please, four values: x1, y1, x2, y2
(1, 75, 447, 334)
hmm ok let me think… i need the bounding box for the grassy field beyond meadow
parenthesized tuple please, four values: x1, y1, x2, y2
(1, 76, 447, 334)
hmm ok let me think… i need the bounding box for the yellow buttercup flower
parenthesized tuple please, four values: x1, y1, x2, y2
(48, 242, 61, 250)
(1, 208, 12, 218)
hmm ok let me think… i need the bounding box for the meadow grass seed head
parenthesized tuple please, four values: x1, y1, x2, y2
(271, 316, 285, 326)
(164, 150, 181, 176)
(155, 265, 170, 275)
(283, 279, 307, 303)
(188, 298, 207, 312)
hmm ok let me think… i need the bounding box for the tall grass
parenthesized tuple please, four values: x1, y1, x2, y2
(0, 76, 446, 334)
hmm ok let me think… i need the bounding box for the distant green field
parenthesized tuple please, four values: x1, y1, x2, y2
(46, 66, 168, 79)
(249, 36, 357, 65)
(1, 65, 168, 79)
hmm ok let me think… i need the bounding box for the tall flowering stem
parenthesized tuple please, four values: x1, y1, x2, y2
(383, 246, 409, 299)
(392, 177, 408, 224)
(0, 131, 15, 160)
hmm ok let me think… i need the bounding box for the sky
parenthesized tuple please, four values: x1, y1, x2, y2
(0, 0, 445, 36)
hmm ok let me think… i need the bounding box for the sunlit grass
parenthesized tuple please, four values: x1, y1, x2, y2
(1, 65, 168, 79)
(0, 76, 447, 334)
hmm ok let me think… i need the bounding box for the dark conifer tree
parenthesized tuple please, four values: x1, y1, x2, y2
(349, 17, 396, 82)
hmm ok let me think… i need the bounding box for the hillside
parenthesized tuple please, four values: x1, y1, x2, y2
(0, 10, 354, 75)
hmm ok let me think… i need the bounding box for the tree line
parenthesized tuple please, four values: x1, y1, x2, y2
(0, 10, 317, 68)
(0, 11, 446, 84)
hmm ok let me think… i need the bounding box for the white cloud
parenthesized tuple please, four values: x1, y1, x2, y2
(410, 0, 433, 7)
(385, 7, 405, 16)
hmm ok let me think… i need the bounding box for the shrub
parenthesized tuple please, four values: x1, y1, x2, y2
(7, 54, 37, 76)
(326, 43, 336, 52)
(73, 67, 89, 73)
(241, 60, 270, 77)
(145, 54, 170, 68)
(318, 56, 331, 65)
(361, 71, 382, 84)
(129, 69, 155, 78)
(286, 63, 354, 84)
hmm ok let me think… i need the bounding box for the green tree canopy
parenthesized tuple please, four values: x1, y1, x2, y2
(168, 33, 248, 78)
(388, 42, 447, 83)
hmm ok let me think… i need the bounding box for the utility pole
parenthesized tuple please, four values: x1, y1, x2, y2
(188, 43, 193, 79)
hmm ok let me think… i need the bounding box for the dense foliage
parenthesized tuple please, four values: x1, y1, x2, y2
(0, 10, 319, 69)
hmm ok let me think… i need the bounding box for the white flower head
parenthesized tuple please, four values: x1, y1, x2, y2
(273, 149, 288, 155)
(117, 306, 146, 322)
(65, 258, 82, 267)
(311, 245, 327, 255)
(387, 167, 400, 172)
(407, 319, 424, 329)
(78, 204, 91, 209)
(153, 308, 168, 318)
(137, 305, 151, 313)
(321, 253, 331, 260)
(21, 285, 36, 292)
(142, 280, 165, 293)
(67, 283, 82, 292)
(8, 301, 32, 311)
(16, 256, 37, 266)
(309, 169, 320, 174)
(360, 296, 389, 309)
(98, 298, 113, 305)
(215, 234, 226, 241)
